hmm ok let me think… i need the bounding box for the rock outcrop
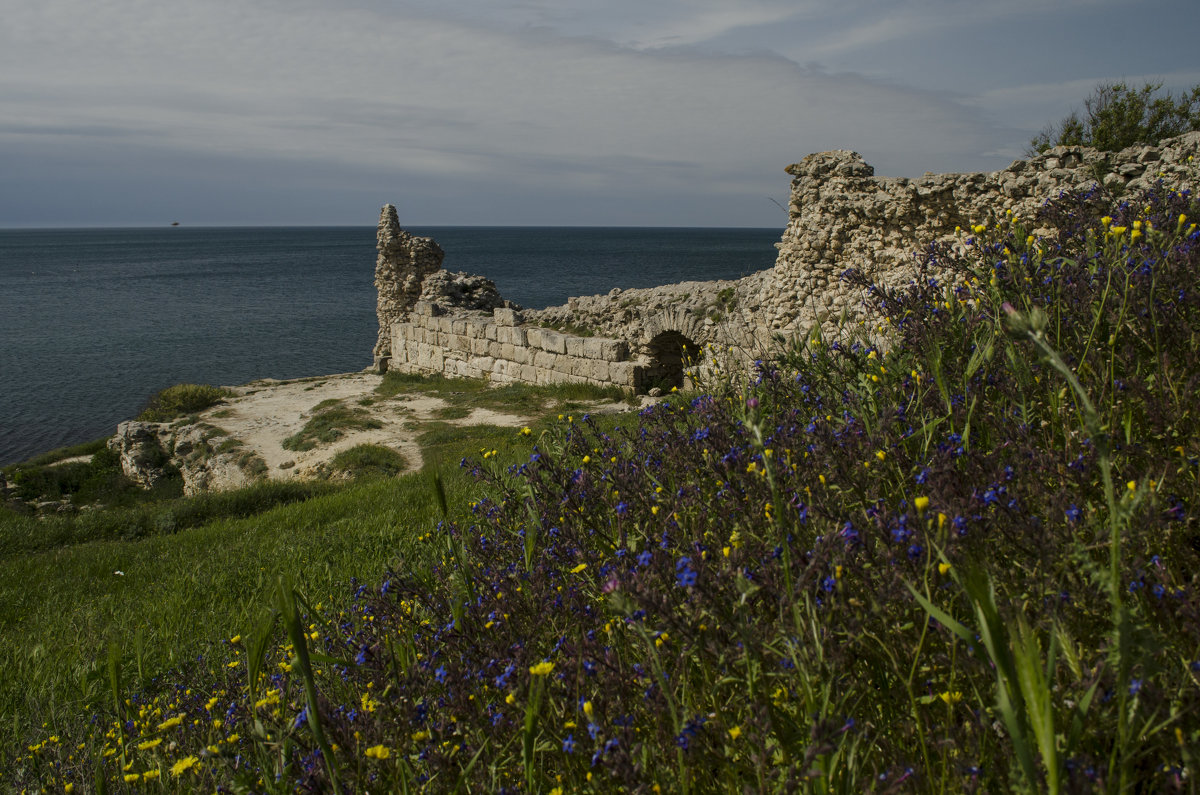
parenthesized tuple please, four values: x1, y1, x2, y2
(108, 420, 266, 496)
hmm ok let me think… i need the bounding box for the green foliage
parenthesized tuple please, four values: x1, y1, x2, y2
(324, 444, 408, 480)
(281, 402, 383, 452)
(136, 384, 233, 423)
(8, 436, 110, 469)
(1029, 81, 1200, 154)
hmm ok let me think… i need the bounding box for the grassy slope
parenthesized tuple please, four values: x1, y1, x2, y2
(0, 377, 621, 758)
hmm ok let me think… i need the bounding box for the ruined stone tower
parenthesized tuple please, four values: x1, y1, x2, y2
(373, 204, 444, 368)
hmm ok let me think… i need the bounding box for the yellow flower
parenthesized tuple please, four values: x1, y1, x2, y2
(412, 730, 431, 742)
(506, 692, 516, 705)
(1127, 480, 1137, 492)
(939, 691, 963, 705)
(875, 450, 886, 462)
(123, 773, 141, 784)
(971, 224, 986, 235)
(142, 770, 160, 781)
(229, 634, 241, 644)
(170, 755, 199, 776)
(529, 661, 555, 676)
(549, 788, 563, 795)
(157, 716, 183, 731)
(583, 700, 595, 719)
(914, 496, 930, 513)
(137, 738, 163, 751)
(365, 744, 392, 760)
(65, 784, 75, 793)
(938, 562, 952, 576)
(728, 726, 742, 740)
(520, 427, 532, 436)
(570, 563, 587, 574)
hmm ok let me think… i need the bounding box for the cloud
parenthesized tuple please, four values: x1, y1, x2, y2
(0, 0, 1038, 225)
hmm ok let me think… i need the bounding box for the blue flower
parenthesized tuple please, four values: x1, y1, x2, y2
(562, 733, 576, 753)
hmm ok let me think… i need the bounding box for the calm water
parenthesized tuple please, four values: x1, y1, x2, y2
(0, 226, 778, 465)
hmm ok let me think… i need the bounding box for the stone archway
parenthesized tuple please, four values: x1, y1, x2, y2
(643, 331, 700, 392)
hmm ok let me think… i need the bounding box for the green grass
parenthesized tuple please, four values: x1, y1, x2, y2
(324, 444, 408, 479)
(281, 402, 383, 452)
(136, 384, 233, 423)
(5, 436, 110, 469)
(0, 383, 570, 762)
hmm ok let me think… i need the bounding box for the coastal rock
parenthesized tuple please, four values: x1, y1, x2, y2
(108, 421, 172, 488)
(171, 425, 261, 496)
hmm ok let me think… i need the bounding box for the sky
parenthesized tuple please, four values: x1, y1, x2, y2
(1, 0, 1197, 228)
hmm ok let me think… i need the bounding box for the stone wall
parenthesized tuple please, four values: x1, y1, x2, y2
(374, 204, 445, 364)
(387, 302, 644, 389)
(376, 132, 1199, 390)
(762, 132, 1200, 336)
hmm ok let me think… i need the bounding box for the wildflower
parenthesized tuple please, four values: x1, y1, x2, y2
(124, 773, 140, 784)
(170, 756, 199, 776)
(562, 733, 576, 753)
(571, 563, 588, 574)
(938, 691, 963, 705)
(156, 715, 183, 731)
(529, 661, 555, 676)
(365, 744, 392, 760)
(137, 738, 163, 750)
(728, 726, 742, 740)
(937, 562, 952, 575)
(914, 496, 930, 513)
(521, 427, 531, 436)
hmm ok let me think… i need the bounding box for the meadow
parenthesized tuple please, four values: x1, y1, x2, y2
(4, 177, 1200, 793)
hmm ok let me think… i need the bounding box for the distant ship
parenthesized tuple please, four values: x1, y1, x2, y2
(171, 221, 180, 227)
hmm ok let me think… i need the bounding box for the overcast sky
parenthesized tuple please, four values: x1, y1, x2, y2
(2, 0, 1197, 227)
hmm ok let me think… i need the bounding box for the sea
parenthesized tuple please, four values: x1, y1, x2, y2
(0, 226, 779, 466)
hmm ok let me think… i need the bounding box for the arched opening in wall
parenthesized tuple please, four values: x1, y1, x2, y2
(643, 331, 700, 392)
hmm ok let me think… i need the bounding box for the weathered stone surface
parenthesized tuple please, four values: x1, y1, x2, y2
(108, 421, 171, 488)
(377, 132, 1200, 391)
(420, 270, 507, 313)
(374, 205, 444, 364)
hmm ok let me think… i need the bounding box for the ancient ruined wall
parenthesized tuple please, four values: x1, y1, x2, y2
(761, 132, 1200, 336)
(388, 302, 643, 389)
(375, 132, 1198, 391)
(374, 204, 445, 364)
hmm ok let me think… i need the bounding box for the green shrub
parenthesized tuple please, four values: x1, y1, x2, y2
(136, 384, 233, 422)
(1029, 80, 1200, 154)
(324, 444, 408, 479)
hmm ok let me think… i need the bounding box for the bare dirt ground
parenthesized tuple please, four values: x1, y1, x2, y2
(205, 372, 529, 479)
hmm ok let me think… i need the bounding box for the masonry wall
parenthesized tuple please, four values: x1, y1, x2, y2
(759, 132, 1200, 336)
(388, 301, 643, 389)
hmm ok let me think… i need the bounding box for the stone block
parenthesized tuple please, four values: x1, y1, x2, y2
(510, 326, 526, 346)
(533, 350, 558, 370)
(609, 361, 636, 385)
(521, 364, 538, 383)
(582, 338, 603, 359)
(470, 356, 495, 373)
(438, 317, 454, 334)
(565, 337, 585, 358)
(413, 300, 440, 317)
(488, 340, 503, 359)
(451, 319, 467, 335)
(493, 307, 522, 326)
(589, 359, 610, 382)
(500, 343, 516, 361)
(485, 324, 499, 341)
(525, 327, 544, 349)
(470, 337, 490, 356)
(541, 330, 567, 354)
(597, 339, 629, 361)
